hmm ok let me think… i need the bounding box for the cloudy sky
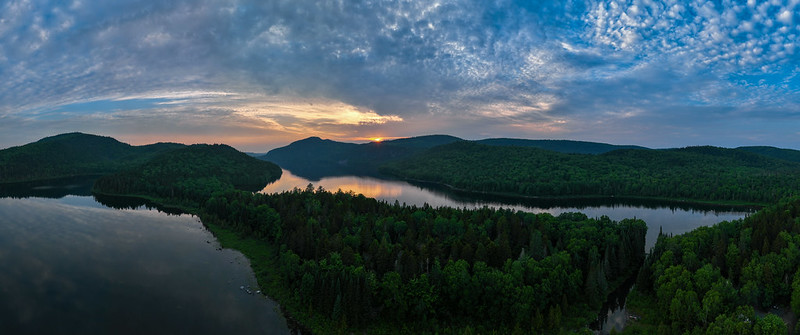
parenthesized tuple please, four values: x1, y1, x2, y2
(0, 0, 798, 151)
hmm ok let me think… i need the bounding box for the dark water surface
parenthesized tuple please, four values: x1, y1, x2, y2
(1, 170, 757, 334)
(0, 195, 290, 335)
(262, 169, 755, 250)
(261, 168, 757, 334)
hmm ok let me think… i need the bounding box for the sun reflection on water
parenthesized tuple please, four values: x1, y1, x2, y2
(259, 170, 403, 199)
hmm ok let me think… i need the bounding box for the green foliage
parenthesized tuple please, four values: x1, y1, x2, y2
(0, 132, 184, 183)
(634, 198, 800, 334)
(200, 187, 647, 333)
(475, 138, 647, 154)
(261, 135, 462, 179)
(738, 146, 800, 163)
(93, 144, 282, 208)
(381, 141, 800, 204)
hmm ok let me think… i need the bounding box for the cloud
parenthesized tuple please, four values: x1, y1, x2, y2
(0, 0, 799, 151)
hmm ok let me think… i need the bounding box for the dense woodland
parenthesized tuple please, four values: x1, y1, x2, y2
(93, 144, 282, 207)
(628, 197, 800, 334)
(260, 136, 647, 180)
(201, 188, 646, 333)
(381, 141, 800, 204)
(261, 135, 462, 179)
(0, 133, 184, 183)
(91, 141, 648, 333)
(10, 133, 800, 333)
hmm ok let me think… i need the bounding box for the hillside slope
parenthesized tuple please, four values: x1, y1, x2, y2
(737, 145, 800, 163)
(260, 135, 462, 179)
(0, 132, 184, 183)
(93, 144, 282, 207)
(476, 138, 648, 154)
(380, 141, 800, 204)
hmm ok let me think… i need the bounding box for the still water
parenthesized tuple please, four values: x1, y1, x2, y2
(261, 168, 755, 334)
(0, 195, 290, 334)
(0, 170, 756, 335)
(261, 169, 754, 250)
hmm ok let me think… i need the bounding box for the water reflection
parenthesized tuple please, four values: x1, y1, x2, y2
(1, 170, 759, 334)
(262, 169, 755, 250)
(589, 273, 638, 334)
(0, 175, 99, 199)
(0, 195, 291, 334)
(261, 171, 405, 199)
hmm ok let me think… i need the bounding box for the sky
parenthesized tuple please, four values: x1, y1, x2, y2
(0, 0, 799, 151)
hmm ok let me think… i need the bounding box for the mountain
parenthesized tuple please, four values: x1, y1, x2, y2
(0, 132, 184, 183)
(260, 135, 463, 180)
(94, 144, 282, 207)
(736, 146, 800, 163)
(260, 135, 656, 180)
(380, 141, 800, 204)
(475, 138, 648, 154)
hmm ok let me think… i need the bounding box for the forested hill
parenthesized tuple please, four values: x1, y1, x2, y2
(475, 138, 648, 154)
(93, 144, 282, 207)
(260, 135, 651, 179)
(380, 141, 800, 204)
(0, 132, 184, 183)
(260, 135, 462, 179)
(737, 146, 800, 163)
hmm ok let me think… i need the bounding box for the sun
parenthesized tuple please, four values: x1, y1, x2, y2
(371, 137, 383, 142)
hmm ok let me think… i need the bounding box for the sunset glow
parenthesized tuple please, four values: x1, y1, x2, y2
(0, 1, 798, 151)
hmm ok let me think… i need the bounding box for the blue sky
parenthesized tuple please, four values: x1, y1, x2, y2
(0, 0, 798, 151)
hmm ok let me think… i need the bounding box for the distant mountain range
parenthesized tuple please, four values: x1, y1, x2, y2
(260, 135, 655, 180)
(379, 141, 800, 204)
(474, 138, 648, 154)
(260, 135, 800, 200)
(6, 132, 800, 203)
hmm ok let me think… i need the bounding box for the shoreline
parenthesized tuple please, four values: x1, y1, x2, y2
(90, 190, 318, 334)
(393, 175, 767, 208)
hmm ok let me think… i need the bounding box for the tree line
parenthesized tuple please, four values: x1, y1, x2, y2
(632, 197, 800, 334)
(380, 141, 800, 204)
(200, 186, 646, 333)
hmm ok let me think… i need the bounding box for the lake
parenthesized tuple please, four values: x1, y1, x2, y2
(0, 170, 755, 334)
(260, 168, 755, 334)
(261, 169, 755, 251)
(0, 194, 291, 334)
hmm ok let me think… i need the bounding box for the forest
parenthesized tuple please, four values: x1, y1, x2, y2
(92, 143, 648, 333)
(92, 144, 282, 208)
(0, 132, 184, 183)
(629, 197, 800, 334)
(261, 135, 462, 179)
(8, 133, 800, 333)
(380, 141, 800, 204)
(201, 187, 646, 333)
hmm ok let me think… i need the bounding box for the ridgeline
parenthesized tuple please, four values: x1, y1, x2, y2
(380, 141, 800, 205)
(0, 132, 184, 183)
